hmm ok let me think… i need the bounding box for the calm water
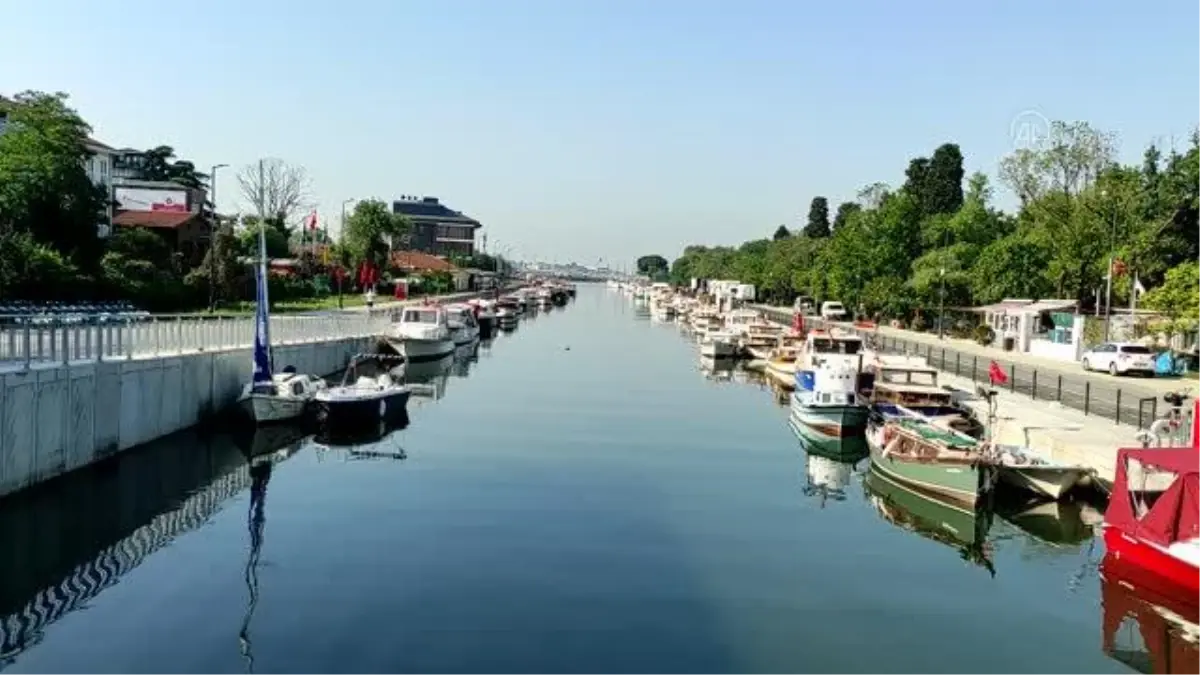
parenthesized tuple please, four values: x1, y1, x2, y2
(0, 286, 1146, 673)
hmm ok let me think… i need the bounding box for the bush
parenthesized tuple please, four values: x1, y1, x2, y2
(973, 324, 995, 346)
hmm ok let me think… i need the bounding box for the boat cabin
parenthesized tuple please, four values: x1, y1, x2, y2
(806, 330, 864, 355)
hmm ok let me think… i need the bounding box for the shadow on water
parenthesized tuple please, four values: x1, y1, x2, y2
(0, 424, 304, 671)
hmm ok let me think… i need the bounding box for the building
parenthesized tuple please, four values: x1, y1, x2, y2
(110, 179, 211, 264)
(391, 196, 483, 256)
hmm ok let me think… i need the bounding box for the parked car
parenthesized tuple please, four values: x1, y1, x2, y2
(1080, 342, 1156, 376)
(820, 301, 847, 321)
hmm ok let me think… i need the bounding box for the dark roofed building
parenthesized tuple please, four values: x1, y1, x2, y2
(392, 196, 482, 256)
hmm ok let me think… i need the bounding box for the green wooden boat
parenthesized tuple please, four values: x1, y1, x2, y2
(864, 465, 996, 575)
(866, 416, 997, 509)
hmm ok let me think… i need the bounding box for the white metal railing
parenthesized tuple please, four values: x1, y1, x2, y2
(0, 311, 393, 369)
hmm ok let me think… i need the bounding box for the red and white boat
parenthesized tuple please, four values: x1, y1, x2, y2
(1102, 443, 1199, 600)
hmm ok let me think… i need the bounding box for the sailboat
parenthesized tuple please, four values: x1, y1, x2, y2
(236, 217, 326, 423)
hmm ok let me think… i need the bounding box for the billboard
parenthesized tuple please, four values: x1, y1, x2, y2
(114, 187, 189, 213)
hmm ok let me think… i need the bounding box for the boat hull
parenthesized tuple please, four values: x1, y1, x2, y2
(700, 341, 736, 358)
(790, 396, 869, 438)
(386, 337, 455, 362)
(999, 465, 1089, 501)
(765, 363, 796, 389)
(316, 388, 411, 429)
(1102, 526, 1200, 598)
(788, 413, 869, 462)
(868, 440, 991, 509)
(239, 393, 309, 424)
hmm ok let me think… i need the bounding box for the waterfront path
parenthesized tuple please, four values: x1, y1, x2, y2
(0, 290, 493, 372)
(754, 304, 1192, 430)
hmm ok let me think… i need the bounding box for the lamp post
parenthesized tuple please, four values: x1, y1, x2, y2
(1100, 189, 1118, 341)
(338, 198, 355, 309)
(208, 163, 229, 311)
(938, 266, 946, 340)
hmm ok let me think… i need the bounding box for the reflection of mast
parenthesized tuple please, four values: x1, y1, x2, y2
(238, 460, 272, 673)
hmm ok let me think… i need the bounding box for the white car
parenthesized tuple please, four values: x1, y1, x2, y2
(1080, 342, 1156, 376)
(820, 301, 847, 321)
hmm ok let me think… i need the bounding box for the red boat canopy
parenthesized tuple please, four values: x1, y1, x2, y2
(1107, 447, 1200, 548)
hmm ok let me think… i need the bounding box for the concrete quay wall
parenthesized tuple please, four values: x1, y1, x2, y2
(0, 337, 370, 498)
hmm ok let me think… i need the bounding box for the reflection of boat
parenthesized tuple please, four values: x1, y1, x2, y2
(1100, 551, 1199, 674)
(864, 464, 996, 575)
(451, 343, 478, 378)
(788, 411, 869, 462)
(995, 494, 1102, 548)
(700, 356, 736, 381)
(405, 354, 453, 402)
(230, 423, 309, 463)
(315, 414, 410, 449)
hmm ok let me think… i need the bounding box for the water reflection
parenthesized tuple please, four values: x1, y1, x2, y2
(451, 342, 479, 378)
(995, 494, 1104, 549)
(0, 427, 303, 670)
(863, 466, 997, 576)
(699, 356, 736, 383)
(405, 353, 453, 403)
(1100, 552, 1199, 674)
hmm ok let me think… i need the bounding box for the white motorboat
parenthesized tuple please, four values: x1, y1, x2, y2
(235, 218, 325, 423)
(444, 303, 481, 346)
(315, 354, 411, 429)
(991, 444, 1093, 500)
(700, 330, 738, 358)
(470, 299, 498, 336)
(385, 305, 456, 361)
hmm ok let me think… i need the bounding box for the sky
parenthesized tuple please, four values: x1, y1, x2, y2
(3, 0, 1197, 267)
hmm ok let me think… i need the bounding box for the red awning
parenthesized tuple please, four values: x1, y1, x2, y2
(1106, 447, 1200, 548)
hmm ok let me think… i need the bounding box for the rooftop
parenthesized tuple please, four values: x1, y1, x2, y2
(112, 210, 199, 229)
(392, 196, 481, 227)
(390, 250, 458, 272)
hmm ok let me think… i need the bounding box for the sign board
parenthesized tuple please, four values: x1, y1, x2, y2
(114, 187, 189, 213)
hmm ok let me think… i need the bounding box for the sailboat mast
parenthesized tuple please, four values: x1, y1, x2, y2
(256, 158, 273, 374)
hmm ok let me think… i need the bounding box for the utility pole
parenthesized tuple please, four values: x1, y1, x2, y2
(339, 198, 355, 310)
(938, 267, 946, 340)
(208, 163, 229, 312)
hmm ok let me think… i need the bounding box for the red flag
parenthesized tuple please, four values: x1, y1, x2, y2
(305, 211, 318, 231)
(988, 360, 1009, 385)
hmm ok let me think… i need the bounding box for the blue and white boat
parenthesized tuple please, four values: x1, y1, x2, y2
(789, 329, 870, 440)
(236, 221, 326, 423)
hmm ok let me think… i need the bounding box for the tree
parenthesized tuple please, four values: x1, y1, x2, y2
(832, 201, 860, 231)
(187, 221, 245, 307)
(925, 143, 965, 216)
(0, 91, 105, 268)
(636, 254, 670, 277)
(803, 197, 831, 238)
(1141, 260, 1200, 336)
(342, 199, 410, 271)
(772, 225, 791, 240)
(239, 215, 292, 259)
(969, 234, 1052, 304)
(138, 145, 209, 190)
(857, 182, 890, 209)
(237, 158, 312, 225)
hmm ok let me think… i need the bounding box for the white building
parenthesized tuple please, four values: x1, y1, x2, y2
(84, 139, 116, 238)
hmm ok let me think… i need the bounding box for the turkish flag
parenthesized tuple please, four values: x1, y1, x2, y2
(305, 211, 318, 231)
(988, 360, 1009, 385)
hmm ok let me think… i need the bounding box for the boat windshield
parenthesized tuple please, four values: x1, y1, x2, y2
(810, 337, 862, 355)
(403, 309, 440, 324)
(879, 368, 937, 386)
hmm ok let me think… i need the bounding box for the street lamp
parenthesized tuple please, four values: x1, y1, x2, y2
(938, 266, 946, 340)
(338, 198, 355, 309)
(208, 163, 229, 311)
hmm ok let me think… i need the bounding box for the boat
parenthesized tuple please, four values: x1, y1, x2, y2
(867, 358, 984, 438)
(314, 353, 411, 429)
(1100, 549, 1199, 674)
(722, 308, 761, 339)
(235, 221, 326, 423)
(535, 287, 554, 309)
(1101, 446, 1199, 601)
(495, 295, 520, 330)
(864, 462, 996, 575)
(444, 303, 481, 346)
(790, 328, 870, 438)
(699, 330, 738, 358)
(866, 415, 998, 508)
(990, 443, 1093, 501)
(385, 305, 456, 361)
(740, 320, 784, 356)
(764, 341, 802, 389)
(469, 298, 497, 337)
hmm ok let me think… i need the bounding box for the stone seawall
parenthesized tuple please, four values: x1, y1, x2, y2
(0, 337, 371, 498)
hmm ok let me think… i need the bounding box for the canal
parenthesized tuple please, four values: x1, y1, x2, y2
(0, 285, 1145, 673)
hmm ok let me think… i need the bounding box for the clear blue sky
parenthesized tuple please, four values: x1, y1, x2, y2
(4, 0, 1197, 266)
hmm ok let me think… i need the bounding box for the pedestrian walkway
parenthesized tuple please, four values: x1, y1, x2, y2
(754, 304, 1193, 430)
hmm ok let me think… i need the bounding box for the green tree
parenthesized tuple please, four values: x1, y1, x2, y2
(803, 197, 831, 238)
(137, 145, 209, 190)
(772, 225, 791, 240)
(238, 217, 292, 259)
(831, 201, 860, 231)
(1141, 260, 1200, 337)
(636, 254, 670, 277)
(342, 199, 410, 271)
(925, 143, 965, 216)
(187, 221, 247, 308)
(969, 234, 1052, 304)
(0, 91, 105, 269)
